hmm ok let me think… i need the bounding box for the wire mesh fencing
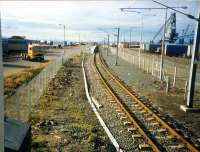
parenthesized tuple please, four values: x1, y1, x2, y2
(110, 47, 200, 95)
(5, 56, 64, 122)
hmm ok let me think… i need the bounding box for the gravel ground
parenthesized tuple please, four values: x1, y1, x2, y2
(31, 55, 113, 152)
(112, 47, 200, 90)
(85, 54, 149, 152)
(101, 49, 200, 139)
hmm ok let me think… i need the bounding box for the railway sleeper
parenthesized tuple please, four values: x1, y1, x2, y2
(168, 144, 186, 150)
(109, 100, 116, 103)
(156, 135, 176, 141)
(116, 109, 122, 112)
(123, 121, 132, 126)
(149, 122, 160, 127)
(128, 127, 137, 132)
(146, 117, 155, 121)
(138, 110, 146, 114)
(138, 144, 152, 151)
(157, 128, 167, 133)
(120, 116, 127, 120)
(118, 112, 125, 116)
(132, 134, 143, 139)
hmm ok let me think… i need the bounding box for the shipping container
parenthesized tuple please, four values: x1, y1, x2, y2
(164, 44, 190, 57)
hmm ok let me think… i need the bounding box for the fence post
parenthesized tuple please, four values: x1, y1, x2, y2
(45, 69, 47, 89)
(166, 76, 169, 93)
(152, 59, 154, 76)
(16, 89, 20, 120)
(184, 81, 188, 101)
(139, 55, 141, 69)
(173, 66, 177, 87)
(132, 55, 134, 65)
(28, 84, 32, 119)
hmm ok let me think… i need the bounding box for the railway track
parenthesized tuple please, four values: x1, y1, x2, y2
(91, 51, 199, 152)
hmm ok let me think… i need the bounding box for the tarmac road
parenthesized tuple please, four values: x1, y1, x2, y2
(3, 45, 85, 77)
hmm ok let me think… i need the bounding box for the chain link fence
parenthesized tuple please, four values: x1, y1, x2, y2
(110, 47, 200, 93)
(5, 56, 65, 122)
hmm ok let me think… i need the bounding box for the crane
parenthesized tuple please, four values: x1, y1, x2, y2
(151, 12, 178, 43)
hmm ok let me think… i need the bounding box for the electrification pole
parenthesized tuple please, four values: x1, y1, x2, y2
(115, 28, 120, 66)
(186, 13, 200, 109)
(0, 11, 4, 152)
(150, 0, 200, 112)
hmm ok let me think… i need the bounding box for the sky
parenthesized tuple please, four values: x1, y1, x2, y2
(0, 0, 199, 42)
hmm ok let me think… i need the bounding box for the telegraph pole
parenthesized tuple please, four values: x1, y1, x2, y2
(107, 34, 109, 56)
(0, 11, 5, 152)
(115, 28, 120, 66)
(186, 12, 200, 109)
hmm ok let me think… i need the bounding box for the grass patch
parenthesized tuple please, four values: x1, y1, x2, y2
(32, 136, 49, 152)
(4, 63, 48, 96)
(31, 55, 112, 151)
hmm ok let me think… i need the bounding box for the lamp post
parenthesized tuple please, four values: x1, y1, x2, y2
(121, 4, 187, 79)
(121, 9, 155, 68)
(0, 12, 4, 152)
(59, 24, 66, 56)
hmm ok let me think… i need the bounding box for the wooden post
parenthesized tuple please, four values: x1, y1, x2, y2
(28, 85, 32, 119)
(143, 58, 145, 70)
(184, 81, 188, 101)
(152, 59, 154, 76)
(16, 89, 20, 120)
(173, 66, 177, 87)
(166, 76, 169, 93)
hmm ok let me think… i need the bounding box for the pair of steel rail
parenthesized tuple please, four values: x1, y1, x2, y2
(92, 52, 199, 152)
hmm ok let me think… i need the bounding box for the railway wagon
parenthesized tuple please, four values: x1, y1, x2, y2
(3, 36, 30, 56)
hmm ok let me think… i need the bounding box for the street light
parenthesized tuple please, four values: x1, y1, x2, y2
(59, 24, 66, 64)
(59, 24, 66, 47)
(121, 4, 187, 79)
(121, 9, 156, 68)
(114, 27, 120, 66)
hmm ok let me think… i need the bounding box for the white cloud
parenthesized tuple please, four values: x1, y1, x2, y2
(0, 1, 199, 42)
